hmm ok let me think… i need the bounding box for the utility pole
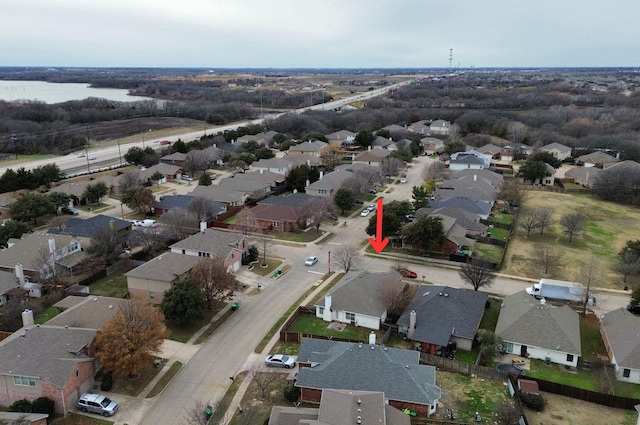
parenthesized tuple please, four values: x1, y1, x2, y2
(117, 139, 122, 166)
(449, 48, 453, 73)
(11, 134, 17, 159)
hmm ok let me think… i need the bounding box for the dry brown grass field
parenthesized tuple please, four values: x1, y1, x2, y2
(501, 191, 640, 290)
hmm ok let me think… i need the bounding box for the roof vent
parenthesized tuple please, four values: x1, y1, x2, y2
(438, 292, 443, 296)
(357, 399, 362, 406)
(108, 305, 113, 309)
(405, 364, 410, 369)
(444, 293, 449, 297)
(358, 343, 363, 348)
(21, 333, 25, 337)
(64, 325, 69, 329)
(92, 297, 98, 302)
(371, 345, 375, 350)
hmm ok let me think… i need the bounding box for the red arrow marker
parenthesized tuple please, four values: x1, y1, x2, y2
(368, 198, 389, 253)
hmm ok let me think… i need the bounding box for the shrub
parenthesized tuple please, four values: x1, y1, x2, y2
(101, 372, 114, 391)
(9, 399, 32, 412)
(32, 397, 56, 416)
(283, 383, 300, 402)
(519, 392, 546, 411)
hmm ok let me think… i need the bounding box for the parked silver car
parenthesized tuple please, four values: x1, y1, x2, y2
(265, 354, 296, 368)
(77, 393, 119, 417)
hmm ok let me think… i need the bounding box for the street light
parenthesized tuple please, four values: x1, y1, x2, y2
(328, 250, 331, 275)
(84, 144, 90, 174)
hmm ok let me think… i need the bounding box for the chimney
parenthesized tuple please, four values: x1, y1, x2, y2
(473, 174, 477, 181)
(369, 331, 376, 345)
(319, 171, 324, 179)
(48, 238, 56, 254)
(22, 309, 34, 327)
(200, 221, 207, 232)
(260, 169, 263, 174)
(323, 294, 332, 322)
(305, 179, 310, 187)
(408, 310, 417, 339)
(15, 263, 24, 285)
(307, 159, 311, 166)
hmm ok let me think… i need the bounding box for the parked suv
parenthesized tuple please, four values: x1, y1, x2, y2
(77, 393, 119, 417)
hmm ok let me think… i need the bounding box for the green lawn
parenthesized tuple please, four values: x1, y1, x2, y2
(472, 243, 504, 264)
(271, 229, 325, 243)
(479, 299, 500, 332)
(580, 314, 608, 362)
(89, 267, 132, 298)
(455, 348, 479, 365)
(35, 306, 59, 324)
(249, 258, 283, 277)
(526, 359, 599, 391)
(288, 315, 384, 342)
(487, 227, 509, 241)
(488, 212, 514, 225)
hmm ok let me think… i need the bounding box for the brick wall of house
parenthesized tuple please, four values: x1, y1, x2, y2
(40, 360, 94, 414)
(299, 387, 322, 403)
(0, 380, 42, 409)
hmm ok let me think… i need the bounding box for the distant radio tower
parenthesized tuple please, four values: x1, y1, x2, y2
(449, 48, 453, 72)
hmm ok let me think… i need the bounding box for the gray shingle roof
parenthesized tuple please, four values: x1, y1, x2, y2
(430, 207, 487, 233)
(0, 232, 81, 272)
(48, 296, 130, 330)
(125, 251, 202, 282)
(600, 308, 640, 370)
(189, 185, 244, 204)
(495, 291, 581, 356)
(296, 338, 440, 406)
(429, 197, 493, 218)
(289, 140, 328, 153)
(0, 326, 96, 388)
(48, 214, 131, 238)
(316, 270, 404, 318)
(170, 229, 247, 259)
(218, 177, 271, 193)
(397, 286, 487, 344)
(258, 192, 314, 208)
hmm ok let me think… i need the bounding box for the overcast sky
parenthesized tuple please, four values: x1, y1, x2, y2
(2, 0, 639, 69)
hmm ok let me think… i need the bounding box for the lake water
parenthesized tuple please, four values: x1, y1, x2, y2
(0, 80, 157, 104)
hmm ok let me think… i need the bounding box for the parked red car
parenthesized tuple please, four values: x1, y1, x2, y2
(398, 268, 417, 278)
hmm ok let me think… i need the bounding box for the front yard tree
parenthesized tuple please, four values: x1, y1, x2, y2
(161, 282, 205, 326)
(355, 130, 375, 149)
(528, 151, 562, 169)
(0, 220, 30, 247)
(124, 146, 146, 165)
(48, 192, 71, 213)
(94, 299, 169, 379)
(9, 192, 53, 225)
(531, 243, 562, 275)
(83, 182, 109, 204)
(411, 185, 430, 210)
(560, 213, 584, 243)
(366, 200, 412, 238)
(320, 145, 344, 170)
(459, 258, 496, 291)
(332, 245, 361, 273)
(187, 196, 219, 224)
(300, 196, 332, 230)
(198, 173, 212, 186)
(333, 187, 355, 214)
(499, 177, 528, 208)
(123, 186, 155, 215)
(164, 208, 194, 240)
(401, 215, 445, 253)
(380, 156, 403, 178)
(150, 171, 164, 187)
(189, 258, 240, 309)
(517, 160, 549, 184)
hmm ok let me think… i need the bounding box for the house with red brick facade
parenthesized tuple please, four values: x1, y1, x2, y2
(295, 338, 441, 417)
(0, 326, 97, 415)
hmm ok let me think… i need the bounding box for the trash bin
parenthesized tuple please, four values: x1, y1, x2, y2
(277, 267, 282, 275)
(231, 303, 239, 311)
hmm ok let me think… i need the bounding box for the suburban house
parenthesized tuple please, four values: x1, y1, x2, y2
(565, 167, 601, 188)
(236, 132, 272, 146)
(315, 270, 405, 330)
(600, 308, 640, 385)
(0, 232, 84, 281)
(218, 177, 272, 199)
(125, 252, 202, 303)
(48, 214, 133, 245)
(603, 159, 640, 173)
(495, 291, 581, 367)
(428, 196, 493, 220)
(47, 295, 130, 330)
(352, 149, 391, 166)
(500, 143, 532, 162)
(140, 163, 183, 182)
(436, 175, 498, 203)
(575, 151, 618, 168)
(0, 325, 97, 415)
(326, 130, 356, 146)
(160, 152, 187, 166)
(249, 157, 293, 176)
(448, 169, 504, 189)
(189, 185, 247, 207)
(428, 214, 476, 255)
(476, 144, 502, 160)
(306, 164, 381, 198)
(429, 119, 451, 135)
(449, 150, 491, 171)
(529, 163, 556, 186)
(382, 124, 406, 133)
(169, 228, 250, 272)
(269, 389, 409, 425)
(237, 170, 285, 188)
(288, 140, 328, 157)
(407, 121, 431, 135)
(154, 194, 227, 219)
(540, 142, 572, 160)
(295, 338, 441, 417)
(248, 203, 305, 231)
(428, 207, 487, 236)
(397, 285, 487, 352)
(421, 137, 445, 155)
(372, 136, 394, 150)
(258, 192, 314, 209)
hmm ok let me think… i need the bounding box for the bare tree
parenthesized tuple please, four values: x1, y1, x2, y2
(498, 178, 528, 208)
(537, 207, 554, 235)
(531, 243, 562, 274)
(202, 146, 224, 169)
(332, 245, 362, 273)
(459, 258, 496, 291)
(580, 256, 603, 315)
(300, 196, 332, 230)
(422, 161, 446, 181)
(184, 150, 207, 176)
(187, 196, 220, 223)
(518, 209, 542, 237)
(376, 272, 407, 312)
(447, 123, 462, 142)
(90, 225, 124, 255)
(356, 167, 384, 188)
(614, 250, 640, 284)
(560, 213, 584, 243)
(119, 170, 142, 191)
(341, 175, 367, 201)
(508, 121, 529, 144)
(248, 363, 278, 400)
(319, 144, 344, 170)
(232, 207, 257, 235)
(164, 208, 196, 240)
(380, 156, 403, 178)
(35, 245, 67, 285)
(189, 258, 240, 309)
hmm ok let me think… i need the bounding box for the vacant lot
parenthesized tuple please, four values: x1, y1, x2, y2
(525, 392, 636, 425)
(502, 191, 640, 289)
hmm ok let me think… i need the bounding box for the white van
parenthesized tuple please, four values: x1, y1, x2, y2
(133, 219, 158, 228)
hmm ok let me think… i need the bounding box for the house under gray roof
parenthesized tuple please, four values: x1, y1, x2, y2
(0, 326, 96, 388)
(170, 228, 247, 259)
(48, 214, 131, 239)
(258, 192, 314, 208)
(125, 252, 202, 282)
(315, 269, 403, 319)
(429, 207, 487, 233)
(429, 196, 493, 218)
(296, 338, 440, 406)
(48, 296, 129, 330)
(495, 291, 581, 356)
(600, 308, 640, 370)
(397, 286, 487, 345)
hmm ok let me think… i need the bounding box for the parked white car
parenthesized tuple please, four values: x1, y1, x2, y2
(360, 209, 370, 217)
